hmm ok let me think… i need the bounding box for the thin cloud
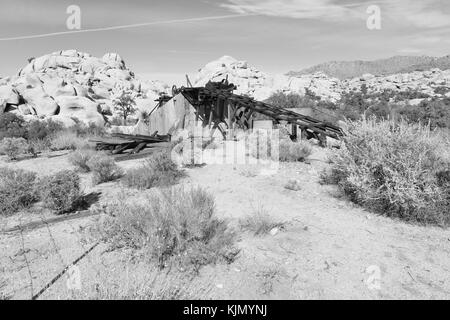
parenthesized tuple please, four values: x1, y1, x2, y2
(221, 0, 450, 28)
(221, 0, 364, 21)
(0, 13, 257, 41)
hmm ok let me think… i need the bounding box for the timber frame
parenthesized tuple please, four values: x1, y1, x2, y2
(171, 79, 343, 142)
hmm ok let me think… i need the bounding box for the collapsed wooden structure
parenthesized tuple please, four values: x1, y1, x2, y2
(92, 80, 342, 155)
(90, 132, 171, 155)
(172, 79, 343, 141)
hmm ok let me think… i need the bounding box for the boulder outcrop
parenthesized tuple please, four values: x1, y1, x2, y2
(0, 50, 169, 126)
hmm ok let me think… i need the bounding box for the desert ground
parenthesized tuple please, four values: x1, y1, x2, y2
(1, 143, 449, 300)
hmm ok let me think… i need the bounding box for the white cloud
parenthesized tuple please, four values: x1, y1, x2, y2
(383, 0, 450, 28)
(221, 0, 450, 28)
(221, 0, 363, 21)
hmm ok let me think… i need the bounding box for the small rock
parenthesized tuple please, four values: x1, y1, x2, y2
(269, 227, 279, 236)
(216, 284, 223, 289)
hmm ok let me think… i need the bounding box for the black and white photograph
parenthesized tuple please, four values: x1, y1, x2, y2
(0, 0, 449, 304)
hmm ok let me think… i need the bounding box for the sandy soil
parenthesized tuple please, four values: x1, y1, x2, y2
(1, 146, 449, 300)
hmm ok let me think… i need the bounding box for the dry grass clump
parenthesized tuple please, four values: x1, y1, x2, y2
(122, 150, 185, 189)
(39, 170, 82, 214)
(95, 186, 238, 272)
(278, 139, 312, 162)
(0, 137, 28, 160)
(247, 129, 312, 162)
(0, 167, 38, 216)
(284, 178, 302, 191)
(68, 149, 98, 172)
(70, 263, 213, 300)
(323, 118, 450, 225)
(86, 154, 123, 184)
(50, 131, 89, 151)
(240, 206, 284, 236)
(239, 165, 260, 177)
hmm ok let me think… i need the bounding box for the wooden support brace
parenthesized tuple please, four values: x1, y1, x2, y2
(131, 142, 147, 154)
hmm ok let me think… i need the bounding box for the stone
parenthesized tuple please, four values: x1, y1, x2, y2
(54, 96, 104, 125)
(18, 104, 33, 115)
(91, 85, 110, 99)
(21, 86, 59, 116)
(0, 85, 20, 105)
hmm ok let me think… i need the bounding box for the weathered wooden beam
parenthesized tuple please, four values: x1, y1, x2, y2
(131, 142, 147, 154)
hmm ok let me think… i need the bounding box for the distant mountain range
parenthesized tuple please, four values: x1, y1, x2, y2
(287, 55, 450, 80)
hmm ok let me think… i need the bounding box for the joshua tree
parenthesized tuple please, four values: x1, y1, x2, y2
(111, 88, 137, 125)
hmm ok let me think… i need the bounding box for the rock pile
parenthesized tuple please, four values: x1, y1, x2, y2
(2, 52, 449, 127)
(0, 50, 168, 126)
(194, 56, 450, 103)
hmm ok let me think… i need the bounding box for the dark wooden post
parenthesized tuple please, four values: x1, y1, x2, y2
(291, 123, 298, 142)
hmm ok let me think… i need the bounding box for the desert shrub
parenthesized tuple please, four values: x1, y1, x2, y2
(0, 137, 28, 160)
(266, 91, 316, 109)
(239, 165, 260, 177)
(50, 131, 89, 151)
(70, 119, 106, 137)
(0, 113, 27, 140)
(240, 206, 284, 236)
(97, 186, 237, 272)
(278, 140, 312, 162)
(284, 178, 302, 191)
(323, 117, 450, 225)
(39, 170, 81, 214)
(27, 138, 51, 157)
(87, 154, 123, 184)
(398, 98, 450, 129)
(0, 167, 38, 215)
(26, 119, 64, 141)
(123, 150, 184, 189)
(265, 91, 339, 123)
(69, 149, 98, 172)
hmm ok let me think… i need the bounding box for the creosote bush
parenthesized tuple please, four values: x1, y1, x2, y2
(87, 154, 123, 184)
(323, 118, 450, 225)
(0, 167, 38, 216)
(122, 150, 185, 189)
(96, 186, 237, 272)
(0, 137, 28, 160)
(39, 170, 82, 214)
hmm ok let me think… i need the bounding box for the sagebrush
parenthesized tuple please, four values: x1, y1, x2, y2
(50, 131, 89, 151)
(39, 170, 82, 214)
(278, 139, 312, 162)
(0, 167, 38, 216)
(86, 154, 123, 184)
(323, 118, 450, 225)
(69, 149, 98, 172)
(96, 186, 237, 272)
(0, 137, 28, 160)
(122, 150, 184, 189)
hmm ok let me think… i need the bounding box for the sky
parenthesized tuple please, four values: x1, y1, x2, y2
(0, 0, 449, 85)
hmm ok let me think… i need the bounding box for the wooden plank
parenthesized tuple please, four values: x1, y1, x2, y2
(131, 142, 147, 154)
(112, 143, 135, 154)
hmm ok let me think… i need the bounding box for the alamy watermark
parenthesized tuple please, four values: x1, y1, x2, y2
(365, 265, 381, 290)
(66, 5, 81, 30)
(172, 128, 281, 175)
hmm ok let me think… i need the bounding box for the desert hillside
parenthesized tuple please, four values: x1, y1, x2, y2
(287, 55, 450, 79)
